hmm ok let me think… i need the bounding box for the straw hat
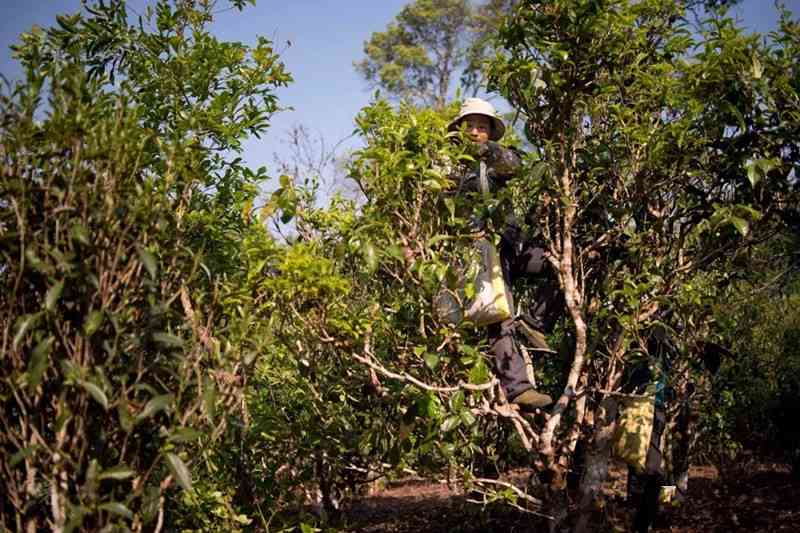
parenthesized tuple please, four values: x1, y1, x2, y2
(448, 97, 505, 141)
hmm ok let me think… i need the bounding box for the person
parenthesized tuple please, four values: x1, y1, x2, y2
(446, 98, 563, 410)
(623, 324, 732, 533)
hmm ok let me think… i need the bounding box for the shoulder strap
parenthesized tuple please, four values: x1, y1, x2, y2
(479, 160, 489, 196)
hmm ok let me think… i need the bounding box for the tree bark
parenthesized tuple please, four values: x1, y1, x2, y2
(574, 396, 619, 533)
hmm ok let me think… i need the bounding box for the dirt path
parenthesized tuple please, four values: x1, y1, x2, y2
(341, 462, 800, 532)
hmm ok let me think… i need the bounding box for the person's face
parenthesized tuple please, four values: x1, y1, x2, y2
(462, 114, 491, 144)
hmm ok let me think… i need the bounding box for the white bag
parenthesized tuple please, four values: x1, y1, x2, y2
(434, 161, 513, 327)
(434, 238, 513, 327)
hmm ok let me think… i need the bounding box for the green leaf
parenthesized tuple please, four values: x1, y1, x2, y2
(24, 248, 50, 274)
(444, 197, 455, 220)
(203, 376, 218, 423)
(45, 281, 64, 311)
(416, 392, 441, 420)
(98, 502, 133, 519)
(450, 390, 465, 411)
(13, 313, 41, 350)
(422, 179, 443, 191)
(459, 409, 476, 427)
(468, 358, 490, 385)
(99, 465, 135, 481)
(440, 415, 461, 433)
(165, 453, 192, 492)
(730, 216, 749, 237)
(363, 241, 378, 273)
(531, 161, 548, 182)
(137, 246, 157, 279)
(118, 399, 134, 433)
(746, 161, 759, 187)
(83, 310, 104, 337)
(79, 379, 109, 411)
(136, 394, 173, 422)
(424, 352, 439, 370)
(70, 223, 90, 246)
(152, 332, 183, 348)
(426, 234, 452, 247)
(10, 446, 37, 468)
(168, 427, 203, 443)
(28, 336, 54, 388)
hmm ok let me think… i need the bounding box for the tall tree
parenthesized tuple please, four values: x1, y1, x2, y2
(0, 0, 290, 529)
(355, 0, 474, 108)
(487, 0, 799, 529)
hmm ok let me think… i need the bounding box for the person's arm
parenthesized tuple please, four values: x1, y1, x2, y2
(478, 141, 522, 189)
(483, 141, 522, 176)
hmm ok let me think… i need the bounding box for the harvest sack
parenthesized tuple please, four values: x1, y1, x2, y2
(613, 392, 656, 473)
(434, 237, 513, 327)
(434, 160, 513, 327)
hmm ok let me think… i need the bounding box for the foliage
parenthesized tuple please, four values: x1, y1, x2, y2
(483, 0, 799, 525)
(226, 102, 534, 525)
(700, 238, 800, 471)
(3, 0, 800, 531)
(355, 0, 520, 108)
(355, 0, 473, 108)
(0, 0, 289, 530)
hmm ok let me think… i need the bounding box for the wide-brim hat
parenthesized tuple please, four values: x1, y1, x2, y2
(447, 97, 505, 141)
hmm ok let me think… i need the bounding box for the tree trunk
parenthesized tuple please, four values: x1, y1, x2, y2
(574, 396, 619, 533)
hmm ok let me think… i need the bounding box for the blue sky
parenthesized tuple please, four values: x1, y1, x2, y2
(2, 0, 799, 182)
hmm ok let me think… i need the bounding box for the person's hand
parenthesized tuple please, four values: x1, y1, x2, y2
(472, 141, 491, 159)
(402, 245, 415, 263)
(465, 140, 490, 160)
(468, 213, 486, 233)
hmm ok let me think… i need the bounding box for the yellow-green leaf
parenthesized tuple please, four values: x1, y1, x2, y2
(165, 453, 192, 492)
(28, 336, 54, 388)
(45, 281, 64, 311)
(13, 313, 41, 350)
(70, 222, 90, 246)
(440, 415, 461, 433)
(137, 246, 157, 279)
(83, 310, 104, 337)
(99, 465, 135, 481)
(98, 502, 133, 519)
(136, 394, 173, 422)
(80, 379, 109, 411)
(152, 332, 183, 348)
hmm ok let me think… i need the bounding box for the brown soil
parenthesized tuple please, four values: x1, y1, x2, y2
(341, 462, 800, 532)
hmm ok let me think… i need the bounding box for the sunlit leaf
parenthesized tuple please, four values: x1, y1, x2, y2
(98, 502, 133, 519)
(152, 332, 183, 348)
(424, 352, 439, 370)
(45, 281, 64, 311)
(730, 216, 749, 237)
(165, 453, 192, 492)
(168, 427, 203, 443)
(440, 415, 461, 433)
(28, 336, 54, 388)
(136, 394, 173, 422)
(137, 246, 157, 279)
(79, 379, 109, 411)
(13, 313, 41, 350)
(99, 465, 135, 481)
(83, 310, 104, 337)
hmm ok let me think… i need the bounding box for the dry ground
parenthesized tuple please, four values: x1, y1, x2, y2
(340, 461, 800, 532)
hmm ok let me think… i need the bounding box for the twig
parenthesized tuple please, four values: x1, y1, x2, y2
(353, 351, 496, 393)
(470, 478, 553, 520)
(471, 399, 540, 450)
(577, 387, 653, 400)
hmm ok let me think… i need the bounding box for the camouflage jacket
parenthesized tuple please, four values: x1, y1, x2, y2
(449, 142, 523, 234)
(454, 141, 522, 195)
